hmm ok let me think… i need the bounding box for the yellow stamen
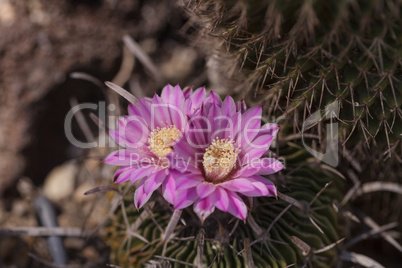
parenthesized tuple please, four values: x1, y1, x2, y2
(148, 125, 181, 158)
(203, 137, 240, 182)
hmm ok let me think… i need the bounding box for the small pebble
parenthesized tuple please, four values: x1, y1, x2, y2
(43, 162, 77, 202)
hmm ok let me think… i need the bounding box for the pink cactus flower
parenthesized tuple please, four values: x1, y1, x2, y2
(104, 84, 218, 209)
(168, 95, 284, 222)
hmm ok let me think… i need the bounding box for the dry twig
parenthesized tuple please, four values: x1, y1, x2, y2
(123, 35, 163, 83)
(0, 227, 86, 237)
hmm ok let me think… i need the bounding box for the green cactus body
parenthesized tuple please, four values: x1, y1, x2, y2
(107, 144, 345, 267)
(183, 0, 402, 152)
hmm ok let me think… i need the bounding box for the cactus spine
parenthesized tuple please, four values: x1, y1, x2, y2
(183, 0, 402, 154)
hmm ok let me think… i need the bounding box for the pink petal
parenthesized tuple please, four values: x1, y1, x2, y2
(205, 91, 222, 105)
(161, 84, 185, 110)
(168, 103, 187, 131)
(185, 98, 194, 115)
(129, 166, 156, 184)
(108, 129, 127, 148)
(236, 100, 247, 113)
(189, 87, 206, 110)
(255, 158, 285, 175)
(196, 183, 216, 199)
(114, 166, 156, 184)
(137, 98, 153, 125)
(171, 138, 198, 160)
(183, 87, 193, 99)
(235, 158, 284, 177)
(194, 196, 215, 223)
(260, 123, 280, 136)
(207, 104, 228, 141)
(245, 123, 280, 152)
(103, 149, 143, 166)
(221, 95, 236, 116)
(134, 179, 153, 209)
(168, 153, 200, 174)
(238, 106, 262, 147)
(219, 176, 277, 197)
(210, 109, 235, 140)
(152, 92, 186, 131)
(123, 116, 150, 147)
(219, 178, 257, 193)
(128, 104, 141, 116)
(213, 187, 230, 212)
(227, 191, 248, 221)
(151, 94, 173, 128)
(174, 188, 198, 209)
(161, 84, 173, 98)
(241, 106, 262, 130)
(185, 114, 210, 148)
(230, 112, 242, 140)
(162, 171, 177, 205)
(236, 178, 270, 197)
(113, 166, 132, 183)
(175, 173, 204, 190)
(245, 176, 277, 197)
(127, 97, 152, 116)
(207, 103, 222, 124)
(143, 170, 167, 195)
(240, 135, 274, 160)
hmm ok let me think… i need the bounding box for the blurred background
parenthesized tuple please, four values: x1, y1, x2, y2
(0, 0, 210, 266)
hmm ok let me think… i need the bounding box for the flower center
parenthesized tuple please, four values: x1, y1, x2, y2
(203, 137, 239, 182)
(148, 125, 181, 158)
